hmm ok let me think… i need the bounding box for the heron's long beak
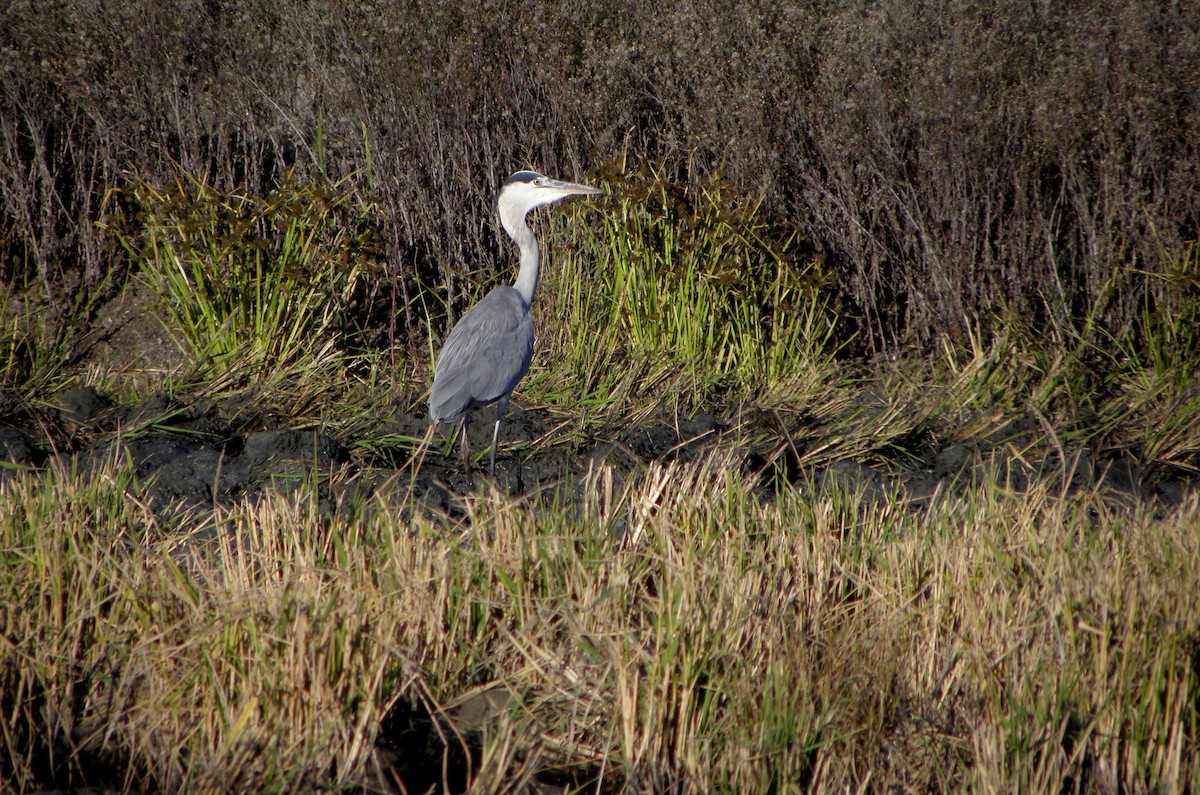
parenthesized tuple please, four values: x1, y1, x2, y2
(543, 178, 604, 197)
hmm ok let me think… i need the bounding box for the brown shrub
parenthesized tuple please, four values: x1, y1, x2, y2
(2, 0, 1197, 354)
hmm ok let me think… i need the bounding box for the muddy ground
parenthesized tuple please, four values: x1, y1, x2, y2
(3, 381, 1197, 523)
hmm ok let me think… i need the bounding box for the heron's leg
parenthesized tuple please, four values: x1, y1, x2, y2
(489, 395, 510, 476)
(460, 417, 471, 471)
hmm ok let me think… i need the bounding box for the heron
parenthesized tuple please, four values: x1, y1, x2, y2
(428, 170, 603, 475)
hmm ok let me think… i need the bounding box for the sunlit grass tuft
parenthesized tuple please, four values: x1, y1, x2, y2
(536, 161, 838, 423)
(107, 169, 382, 399)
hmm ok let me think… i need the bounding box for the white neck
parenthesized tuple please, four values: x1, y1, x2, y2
(500, 202, 540, 308)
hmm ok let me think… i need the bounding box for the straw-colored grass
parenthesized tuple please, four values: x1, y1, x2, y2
(3, 448, 1197, 793)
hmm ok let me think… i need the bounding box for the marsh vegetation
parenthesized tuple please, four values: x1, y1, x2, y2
(2, 1, 1199, 792)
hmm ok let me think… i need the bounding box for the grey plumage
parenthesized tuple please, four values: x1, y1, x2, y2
(429, 170, 602, 474)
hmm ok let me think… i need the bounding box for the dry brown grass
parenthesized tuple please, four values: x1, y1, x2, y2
(3, 445, 1197, 792)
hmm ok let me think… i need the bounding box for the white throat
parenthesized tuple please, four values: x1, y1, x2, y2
(499, 196, 541, 308)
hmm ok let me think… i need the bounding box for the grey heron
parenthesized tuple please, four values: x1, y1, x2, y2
(429, 170, 603, 474)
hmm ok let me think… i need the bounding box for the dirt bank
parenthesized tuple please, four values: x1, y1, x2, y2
(3, 385, 1196, 520)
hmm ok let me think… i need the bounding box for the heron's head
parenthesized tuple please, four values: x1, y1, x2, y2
(498, 171, 602, 234)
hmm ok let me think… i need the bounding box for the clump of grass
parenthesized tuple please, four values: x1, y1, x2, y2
(538, 160, 838, 421)
(106, 169, 383, 397)
(3, 447, 1197, 792)
(1106, 235, 1200, 473)
(0, 284, 73, 412)
(984, 233, 1200, 476)
(1135, 233, 1200, 385)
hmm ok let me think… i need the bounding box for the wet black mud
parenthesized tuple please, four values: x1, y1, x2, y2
(3, 384, 1197, 521)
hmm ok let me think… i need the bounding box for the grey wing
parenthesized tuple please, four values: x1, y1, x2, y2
(430, 287, 534, 422)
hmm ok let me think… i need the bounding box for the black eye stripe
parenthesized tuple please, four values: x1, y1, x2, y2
(503, 170, 545, 187)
